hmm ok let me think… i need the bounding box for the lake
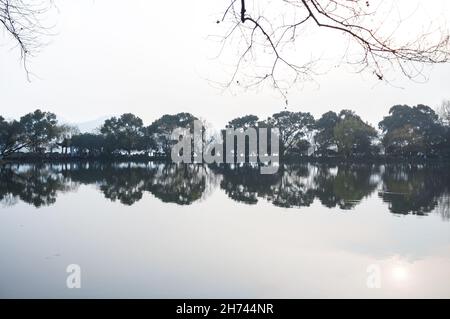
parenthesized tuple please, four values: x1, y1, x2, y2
(1, 161, 449, 298)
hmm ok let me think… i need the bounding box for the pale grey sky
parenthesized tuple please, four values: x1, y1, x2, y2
(1, 0, 450, 129)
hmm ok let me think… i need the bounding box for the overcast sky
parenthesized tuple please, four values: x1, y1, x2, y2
(1, 0, 450, 129)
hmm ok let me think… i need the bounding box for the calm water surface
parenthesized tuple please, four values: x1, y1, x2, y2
(0, 162, 449, 298)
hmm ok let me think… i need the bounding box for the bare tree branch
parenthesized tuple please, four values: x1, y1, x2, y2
(216, 0, 450, 102)
(0, 0, 54, 78)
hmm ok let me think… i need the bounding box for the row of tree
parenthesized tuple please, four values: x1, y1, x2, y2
(1, 102, 450, 160)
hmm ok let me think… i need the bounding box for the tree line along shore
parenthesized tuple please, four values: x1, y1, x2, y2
(1, 102, 450, 163)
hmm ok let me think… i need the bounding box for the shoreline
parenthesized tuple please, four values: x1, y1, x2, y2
(1, 155, 449, 167)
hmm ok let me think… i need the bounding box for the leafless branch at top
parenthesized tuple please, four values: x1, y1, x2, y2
(216, 0, 450, 102)
(0, 0, 54, 77)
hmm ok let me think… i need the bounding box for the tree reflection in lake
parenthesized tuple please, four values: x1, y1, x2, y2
(0, 164, 76, 207)
(219, 163, 380, 210)
(218, 164, 319, 208)
(314, 164, 380, 210)
(0, 161, 449, 220)
(379, 164, 450, 217)
(143, 164, 218, 205)
(217, 164, 280, 205)
(63, 162, 217, 206)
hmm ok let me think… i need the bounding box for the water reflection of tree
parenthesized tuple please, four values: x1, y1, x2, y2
(270, 165, 316, 208)
(56, 162, 151, 206)
(380, 165, 450, 217)
(144, 164, 213, 205)
(66, 163, 213, 206)
(218, 165, 280, 205)
(0, 164, 76, 207)
(219, 164, 380, 209)
(314, 164, 380, 210)
(1, 162, 450, 220)
(219, 164, 316, 208)
(97, 165, 149, 206)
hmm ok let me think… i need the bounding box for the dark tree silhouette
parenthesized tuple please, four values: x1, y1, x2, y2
(333, 110, 378, 158)
(315, 111, 339, 156)
(265, 111, 315, 156)
(100, 113, 147, 155)
(226, 115, 260, 129)
(0, 116, 26, 158)
(2, 107, 450, 160)
(71, 133, 106, 156)
(19, 109, 59, 153)
(147, 113, 198, 157)
(379, 105, 445, 157)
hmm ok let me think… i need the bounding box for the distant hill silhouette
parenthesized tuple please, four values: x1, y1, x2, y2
(58, 115, 112, 133)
